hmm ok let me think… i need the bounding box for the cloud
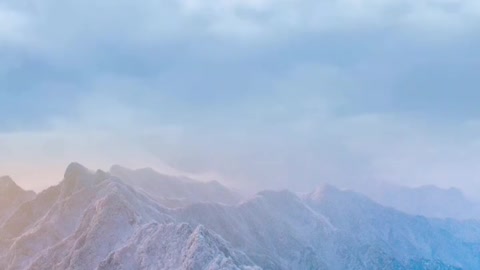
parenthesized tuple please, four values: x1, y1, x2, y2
(0, 5, 29, 45)
(3, 65, 480, 197)
(0, 86, 203, 190)
(3, 0, 480, 54)
(177, 0, 480, 38)
(2, 0, 480, 196)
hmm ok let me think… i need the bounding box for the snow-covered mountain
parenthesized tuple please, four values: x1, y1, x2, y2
(364, 182, 480, 220)
(0, 163, 258, 270)
(304, 185, 477, 269)
(174, 185, 475, 269)
(110, 165, 242, 207)
(1, 163, 480, 269)
(0, 176, 35, 226)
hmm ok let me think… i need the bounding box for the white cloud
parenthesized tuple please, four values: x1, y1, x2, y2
(2, 0, 480, 195)
(175, 0, 480, 38)
(3, 69, 480, 197)
(0, 6, 29, 45)
(0, 130, 189, 191)
(2, 0, 479, 53)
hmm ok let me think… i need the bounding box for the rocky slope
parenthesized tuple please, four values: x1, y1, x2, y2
(110, 165, 242, 207)
(1, 164, 480, 270)
(0, 163, 257, 270)
(0, 176, 35, 225)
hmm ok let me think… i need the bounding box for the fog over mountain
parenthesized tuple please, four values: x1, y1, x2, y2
(1, 163, 480, 270)
(3, 0, 480, 269)
(4, 0, 480, 196)
(109, 165, 243, 207)
(364, 182, 480, 220)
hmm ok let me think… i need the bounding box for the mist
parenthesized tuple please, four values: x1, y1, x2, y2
(4, 1, 480, 269)
(2, 0, 480, 197)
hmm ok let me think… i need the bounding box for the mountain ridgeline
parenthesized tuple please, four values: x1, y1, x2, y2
(0, 163, 479, 270)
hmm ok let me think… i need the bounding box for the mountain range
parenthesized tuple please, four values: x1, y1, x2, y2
(364, 182, 480, 220)
(0, 163, 479, 269)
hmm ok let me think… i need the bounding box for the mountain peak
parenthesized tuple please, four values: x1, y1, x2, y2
(109, 164, 130, 174)
(0, 175, 31, 192)
(61, 163, 106, 197)
(0, 175, 15, 187)
(308, 184, 341, 200)
(0, 175, 35, 207)
(64, 162, 90, 180)
(0, 176, 24, 195)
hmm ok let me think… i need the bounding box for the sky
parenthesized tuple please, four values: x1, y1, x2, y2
(1, 0, 480, 195)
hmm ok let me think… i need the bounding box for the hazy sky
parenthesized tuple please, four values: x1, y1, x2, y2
(2, 0, 480, 194)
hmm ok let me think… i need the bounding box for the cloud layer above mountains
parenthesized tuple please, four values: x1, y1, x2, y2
(2, 0, 480, 194)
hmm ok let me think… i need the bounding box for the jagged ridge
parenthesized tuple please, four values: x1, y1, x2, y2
(1, 164, 480, 270)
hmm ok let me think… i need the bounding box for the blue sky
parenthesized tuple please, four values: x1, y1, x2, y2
(2, 0, 480, 194)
